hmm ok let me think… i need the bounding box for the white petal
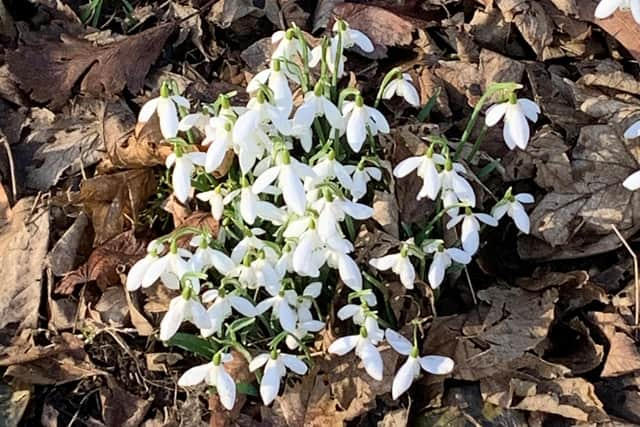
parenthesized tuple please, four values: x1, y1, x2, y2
(397, 257, 416, 289)
(249, 353, 269, 372)
(304, 282, 322, 298)
(126, 256, 153, 291)
(595, 0, 623, 18)
(428, 254, 448, 289)
(190, 300, 213, 330)
(366, 107, 390, 133)
(280, 165, 307, 215)
(278, 301, 298, 333)
(359, 340, 383, 381)
(321, 98, 344, 130)
(215, 367, 237, 410)
(484, 103, 507, 127)
(382, 80, 399, 100)
(157, 98, 179, 139)
(346, 108, 367, 152)
(515, 193, 535, 203)
(447, 248, 472, 265)
(624, 120, 640, 139)
(253, 166, 281, 195)
(172, 158, 193, 203)
(475, 213, 499, 226)
(340, 200, 373, 219)
(461, 219, 479, 255)
(280, 354, 308, 375)
(511, 204, 530, 234)
(370, 254, 398, 271)
(338, 255, 362, 291)
(492, 203, 509, 220)
(178, 362, 212, 386)
(393, 157, 422, 178)
(517, 99, 540, 122)
(419, 355, 454, 375)
(328, 335, 358, 355)
(337, 304, 360, 320)
(247, 69, 271, 93)
(171, 96, 190, 109)
(385, 329, 412, 355)
(138, 98, 159, 123)
(293, 102, 316, 128)
(503, 109, 530, 150)
(209, 251, 235, 275)
(160, 297, 186, 341)
(350, 29, 374, 52)
(623, 170, 640, 191)
(392, 357, 420, 399)
(401, 81, 421, 107)
(141, 256, 168, 288)
(260, 362, 281, 405)
(229, 296, 257, 317)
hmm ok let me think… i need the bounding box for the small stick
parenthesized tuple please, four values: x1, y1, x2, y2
(2, 137, 17, 201)
(611, 224, 639, 340)
(464, 266, 478, 305)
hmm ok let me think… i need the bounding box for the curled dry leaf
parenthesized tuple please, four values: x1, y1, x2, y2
(0, 197, 49, 348)
(7, 23, 175, 108)
(47, 212, 90, 276)
(494, 0, 554, 60)
(56, 231, 148, 295)
(588, 311, 640, 377)
(64, 168, 156, 245)
(100, 376, 151, 427)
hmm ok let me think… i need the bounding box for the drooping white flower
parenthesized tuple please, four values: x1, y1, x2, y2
(271, 29, 301, 62)
(247, 60, 293, 115)
(252, 151, 315, 215)
(439, 161, 476, 209)
(328, 317, 384, 380)
(189, 235, 236, 275)
(369, 243, 416, 290)
(324, 242, 363, 291)
(332, 20, 374, 52)
(202, 116, 234, 173)
(178, 112, 210, 133)
(337, 291, 377, 325)
(289, 221, 327, 278)
(385, 329, 454, 399)
(166, 151, 206, 203)
(312, 151, 353, 190)
(595, 0, 640, 23)
(485, 97, 540, 150)
(256, 281, 298, 333)
(141, 246, 192, 290)
(344, 163, 381, 201)
(224, 184, 285, 226)
(424, 240, 472, 289)
(446, 209, 498, 255)
(492, 192, 534, 234)
(178, 352, 237, 410)
(623, 171, 640, 191)
(200, 289, 257, 336)
(126, 240, 165, 291)
(293, 87, 344, 131)
(138, 86, 190, 139)
(393, 152, 445, 201)
(196, 186, 227, 221)
(160, 292, 211, 341)
(230, 228, 278, 264)
(249, 351, 308, 405)
(309, 41, 346, 77)
(342, 95, 390, 153)
(382, 73, 420, 107)
(312, 193, 373, 242)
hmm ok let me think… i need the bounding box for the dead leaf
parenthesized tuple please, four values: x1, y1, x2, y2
(495, 0, 555, 60)
(595, 374, 640, 424)
(206, 0, 283, 30)
(65, 168, 156, 245)
(588, 312, 640, 377)
(0, 197, 49, 348)
(0, 382, 30, 427)
(47, 212, 90, 276)
(56, 231, 148, 295)
(95, 286, 129, 327)
(478, 49, 525, 88)
(2, 333, 105, 385)
(21, 98, 112, 191)
(7, 24, 175, 108)
(145, 353, 183, 373)
(100, 376, 151, 427)
(377, 408, 409, 427)
(372, 191, 399, 238)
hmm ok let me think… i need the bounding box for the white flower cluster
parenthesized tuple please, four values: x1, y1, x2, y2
(128, 21, 539, 410)
(595, 0, 640, 23)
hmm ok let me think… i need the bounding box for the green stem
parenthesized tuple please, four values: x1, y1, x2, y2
(331, 31, 343, 103)
(465, 125, 488, 162)
(374, 67, 402, 109)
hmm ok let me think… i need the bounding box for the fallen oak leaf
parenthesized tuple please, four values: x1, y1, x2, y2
(7, 23, 175, 109)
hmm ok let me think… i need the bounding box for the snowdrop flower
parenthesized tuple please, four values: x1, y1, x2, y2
(344, 163, 381, 201)
(247, 60, 293, 115)
(178, 352, 237, 410)
(200, 288, 257, 336)
(313, 192, 373, 241)
(178, 112, 210, 133)
(324, 243, 363, 291)
(492, 191, 535, 234)
(249, 351, 308, 405)
(342, 95, 390, 152)
(190, 235, 236, 274)
(252, 151, 315, 215)
(385, 329, 454, 399)
(202, 116, 234, 173)
(225, 182, 285, 226)
(126, 240, 165, 291)
(332, 20, 374, 52)
(393, 151, 445, 201)
(160, 290, 211, 341)
(166, 150, 206, 203)
(293, 84, 344, 131)
(328, 317, 384, 380)
(312, 151, 353, 190)
(446, 208, 498, 255)
(382, 73, 420, 107)
(290, 221, 327, 278)
(623, 171, 640, 191)
(256, 282, 298, 333)
(424, 240, 472, 289)
(369, 243, 416, 290)
(595, 0, 640, 22)
(309, 42, 346, 77)
(337, 291, 377, 325)
(439, 160, 476, 208)
(485, 97, 540, 150)
(138, 82, 190, 139)
(271, 29, 301, 62)
(624, 120, 640, 139)
(141, 244, 192, 290)
(196, 186, 227, 221)
(230, 228, 277, 264)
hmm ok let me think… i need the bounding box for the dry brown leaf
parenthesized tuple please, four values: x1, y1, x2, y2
(588, 311, 640, 377)
(424, 286, 557, 381)
(495, 0, 555, 60)
(595, 374, 640, 424)
(206, 0, 283, 30)
(95, 286, 129, 327)
(56, 231, 148, 295)
(145, 353, 183, 373)
(519, 122, 640, 260)
(372, 191, 399, 238)
(100, 376, 151, 427)
(2, 333, 105, 385)
(7, 24, 175, 108)
(46, 212, 90, 276)
(65, 168, 156, 245)
(0, 382, 30, 427)
(21, 98, 115, 191)
(478, 49, 525, 88)
(0, 197, 49, 348)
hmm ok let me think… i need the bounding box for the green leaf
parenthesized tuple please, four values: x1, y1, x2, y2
(417, 87, 441, 122)
(236, 382, 259, 397)
(477, 159, 501, 180)
(228, 317, 256, 333)
(166, 333, 216, 359)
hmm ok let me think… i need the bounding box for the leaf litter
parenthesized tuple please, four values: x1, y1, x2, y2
(2, 0, 640, 426)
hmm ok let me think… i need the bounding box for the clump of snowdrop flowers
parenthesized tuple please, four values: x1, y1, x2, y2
(594, 0, 640, 23)
(126, 21, 540, 410)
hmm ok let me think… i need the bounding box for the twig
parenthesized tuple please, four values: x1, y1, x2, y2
(611, 224, 639, 340)
(2, 137, 17, 201)
(464, 266, 478, 305)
